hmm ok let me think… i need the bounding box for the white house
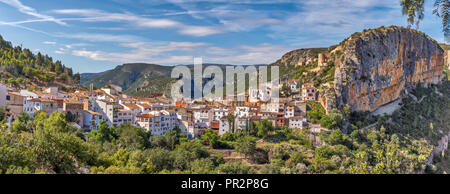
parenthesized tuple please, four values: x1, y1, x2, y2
(285, 106, 295, 118)
(219, 117, 231, 136)
(20, 90, 38, 99)
(288, 116, 307, 129)
(235, 106, 250, 118)
(192, 108, 210, 124)
(235, 117, 249, 131)
(211, 107, 229, 121)
(289, 81, 300, 93)
(302, 83, 316, 101)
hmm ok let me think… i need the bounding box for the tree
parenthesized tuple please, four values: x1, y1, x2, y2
(164, 130, 179, 150)
(217, 161, 254, 174)
(172, 141, 210, 171)
(16, 77, 24, 85)
(286, 151, 305, 168)
(115, 124, 150, 150)
(401, 0, 425, 28)
(226, 113, 235, 133)
(0, 106, 7, 123)
(400, 0, 450, 42)
(55, 60, 63, 74)
(320, 109, 344, 129)
(65, 112, 79, 123)
(281, 83, 292, 97)
(0, 131, 36, 173)
(32, 111, 48, 130)
(326, 129, 345, 145)
(149, 135, 168, 148)
(33, 112, 93, 173)
(271, 146, 290, 161)
(256, 119, 273, 139)
(74, 73, 81, 83)
(147, 148, 173, 172)
(7, 77, 16, 87)
(235, 136, 257, 159)
(201, 129, 218, 148)
(11, 112, 32, 133)
(188, 158, 215, 174)
(88, 120, 116, 144)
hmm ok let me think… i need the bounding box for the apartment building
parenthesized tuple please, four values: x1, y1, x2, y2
(136, 110, 179, 135)
(302, 83, 317, 101)
(83, 110, 103, 130)
(95, 100, 120, 126)
(117, 109, 133, 126)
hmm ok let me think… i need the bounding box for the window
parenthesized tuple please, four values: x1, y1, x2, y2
(6, 96, 10, 101)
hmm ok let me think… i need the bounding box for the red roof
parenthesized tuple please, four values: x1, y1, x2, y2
(137, 114, 154, 118)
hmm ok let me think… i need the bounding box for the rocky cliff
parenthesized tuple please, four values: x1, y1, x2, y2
(333, 26, 445, 112)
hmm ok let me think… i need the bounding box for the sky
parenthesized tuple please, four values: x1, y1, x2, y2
(0, 0, 445, 73)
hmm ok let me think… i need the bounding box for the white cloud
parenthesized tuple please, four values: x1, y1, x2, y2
(43, 41, 56, 45)
(50, 9, 223, 37)
(55, 33, 140, 43)
(71, 41, 210, 63)
(54, 50, 65, 54)
(178, 26, 223, 37)
(71, 40, 292, 65)
(267, 0, 404, 45)
(206, 43, 294, 64)
(0, 0, 66, 25)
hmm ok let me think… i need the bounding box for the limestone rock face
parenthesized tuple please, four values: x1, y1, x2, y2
(334, 26, 445, 112)
(445, 50, 450, 69)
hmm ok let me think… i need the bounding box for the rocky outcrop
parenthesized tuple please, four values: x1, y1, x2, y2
(334, 26, 445, 112)
(426, 132, 450, 166)
(318, 83, 337, 114)
(445, 50, 450, 70)
(277, 48, 328, 67)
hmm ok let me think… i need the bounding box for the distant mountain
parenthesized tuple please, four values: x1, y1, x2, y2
(80, 63, 266, 97)
(81, 63, 173, 96)
(80, 71, 107, 80)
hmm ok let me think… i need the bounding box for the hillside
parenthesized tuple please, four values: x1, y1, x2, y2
(81, 63, 174, 96)
(0, 35, 79, 89)
(81, 63, 264, 97)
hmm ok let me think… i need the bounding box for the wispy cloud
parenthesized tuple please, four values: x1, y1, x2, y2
(55, 33, 140, 43)
(42, 41, 56, 45)
(72, 41, 209, 63)
(0, 0, 66, 25)
(71, 41, 291, 65)
(50, 9, 223, 36)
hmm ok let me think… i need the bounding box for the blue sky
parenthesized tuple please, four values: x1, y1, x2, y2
(0, 0, 445, 73)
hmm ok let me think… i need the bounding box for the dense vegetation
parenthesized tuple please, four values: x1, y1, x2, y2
(0, 81, 447, 174)
(0, 35, 79, 87)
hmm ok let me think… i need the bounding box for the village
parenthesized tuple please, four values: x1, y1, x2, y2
(0, 80, 329, 142)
